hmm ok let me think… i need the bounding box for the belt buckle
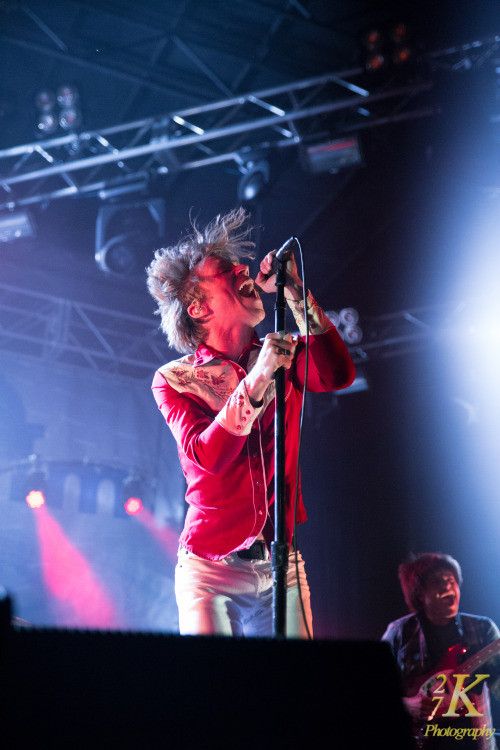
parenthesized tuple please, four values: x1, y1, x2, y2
(237, 540, 266, 560)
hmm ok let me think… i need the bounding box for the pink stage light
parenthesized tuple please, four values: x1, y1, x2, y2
(34, 505, 121, 629)
(25, 490, 46, 509)
(124, 496, 143, 516)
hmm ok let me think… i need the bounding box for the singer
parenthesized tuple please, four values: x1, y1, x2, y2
(146, 207, 355, 637)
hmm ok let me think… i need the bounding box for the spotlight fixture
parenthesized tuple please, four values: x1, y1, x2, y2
(95, 231, 145, 276)
(237, 159, 269, 202)
(122, 474, 145, 516)
(37, 111, 59, 135)
(361, 27, 388, 73)
(56, 84, 82, 131)
(339, 307, 359, 326)
(34, 84, 82, 137)
(23, 466, 49, 509)
(124, 497, 143, 516)
(35, 89, 56, 112)
(365, 51, 387, 73)
(35, 88, 58, 136)
(302, 137, 363, 174)
(26, 489, 46, 509)
(326, 308, 363, 345)
(360, 20, 416, 75)
(0, 210, 36, 242)
(56, 84, 79, 108)
(95, 198, 165, 276)
(362, 28, 385, 51)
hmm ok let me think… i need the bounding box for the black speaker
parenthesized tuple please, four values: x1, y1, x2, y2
(1, 623, 413, 749)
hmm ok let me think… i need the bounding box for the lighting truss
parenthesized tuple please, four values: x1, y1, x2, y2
(0, 282, 169, 381)
(0, 280, 455, 382)
(0, 32, 498, 212)
(349, 305, 454, 363)
(0, 66, 435, 211)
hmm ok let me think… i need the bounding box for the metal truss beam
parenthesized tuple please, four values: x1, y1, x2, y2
(349, 306, 453, 363)
(0, 282, 453, 383)
(0, 67, 435, 211)
(0, 282, 168, 381)
(1, 34, 498, 212)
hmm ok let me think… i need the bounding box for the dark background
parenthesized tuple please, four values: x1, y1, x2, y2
(0, 0, 499, 661)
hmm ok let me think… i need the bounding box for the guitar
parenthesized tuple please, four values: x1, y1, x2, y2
(405, 638, 500, 748)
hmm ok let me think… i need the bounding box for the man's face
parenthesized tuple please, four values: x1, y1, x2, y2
(421, 568, 460, 625)
(192, 256, 265, 329)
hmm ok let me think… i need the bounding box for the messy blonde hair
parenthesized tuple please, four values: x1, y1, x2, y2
(146, 208, 255, 353)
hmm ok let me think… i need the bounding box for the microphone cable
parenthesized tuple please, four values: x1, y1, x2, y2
(288, 236, 313, 641)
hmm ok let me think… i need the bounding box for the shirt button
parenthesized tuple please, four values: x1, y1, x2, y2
(236, 425, 242, 431)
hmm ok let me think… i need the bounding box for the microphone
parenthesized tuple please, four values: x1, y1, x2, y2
(270, 236, 298, 275)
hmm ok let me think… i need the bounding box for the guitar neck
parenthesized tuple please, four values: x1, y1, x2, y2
(458, 639, 500, 675)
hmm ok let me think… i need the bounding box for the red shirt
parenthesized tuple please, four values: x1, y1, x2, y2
(151, 293, 355, 560)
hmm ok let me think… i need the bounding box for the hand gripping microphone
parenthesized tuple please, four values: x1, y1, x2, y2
(270, 236, 298, 275)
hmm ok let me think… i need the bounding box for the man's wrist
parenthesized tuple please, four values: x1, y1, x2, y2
(244, 372, 271, 404)
(284, 281, 304, 301)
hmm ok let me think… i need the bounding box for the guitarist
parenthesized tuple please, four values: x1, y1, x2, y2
(382, 553, 500, 749)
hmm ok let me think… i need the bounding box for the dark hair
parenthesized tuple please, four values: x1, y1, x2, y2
(398, 552, 463, 612)
(146, 208, 255, 354)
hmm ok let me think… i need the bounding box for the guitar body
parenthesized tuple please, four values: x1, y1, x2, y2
(403, 640, 500, 748)
(405, 644, 467, 698)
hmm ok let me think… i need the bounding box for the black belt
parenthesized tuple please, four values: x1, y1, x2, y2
(236, 540, 268, 560)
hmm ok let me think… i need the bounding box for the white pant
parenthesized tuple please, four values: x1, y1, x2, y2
(175, 546, 313, 638)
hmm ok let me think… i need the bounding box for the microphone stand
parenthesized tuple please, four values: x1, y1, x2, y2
(271, 257, 289, 639)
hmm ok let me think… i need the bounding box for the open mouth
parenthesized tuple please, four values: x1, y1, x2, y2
(238, 278, 259, 298)
(439, 593, 456, 604)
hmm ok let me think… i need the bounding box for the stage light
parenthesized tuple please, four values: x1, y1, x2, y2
(361, 20, 415, 75)
(37, 111, 58, 135)
(34, 84, 82, 137)
(0, 210, 36, 242)
(390, 22, 414, 66)
(392, 46, 413, 66)
(342, 324, 363, 345)
(95, 198, 165, 276)
(56, 84, 81, 131)
(95, 231, 145, 276)
(124, 497, 143, 516)
(35, 89, 56, 112)
(26, 490, 46, 509)
(362, 28, 384, 51)
(326, 311, 340, 327)
(339, 307, 359, 326)
(122, 475, 145, 516)
(23, 467, 48, 509)
(237, 160, 269, 202)
(361, 25, 386, 73)
(365, 52, 387, 73)
(326, 308, 363, 345)
(56, 84, 79, 108)
(302, 137, 363, 174)
(59, 105, 82, 131)
(389, 22, 409, 44)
